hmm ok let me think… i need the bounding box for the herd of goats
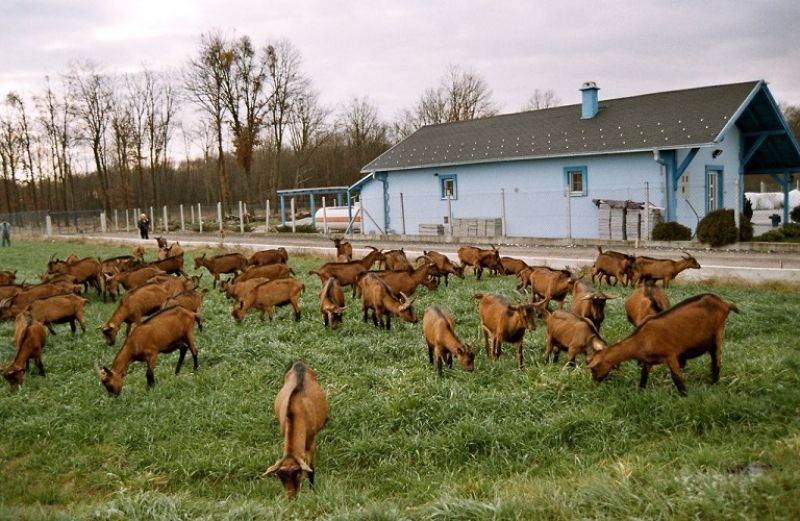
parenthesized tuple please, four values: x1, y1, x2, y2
(0, 237, 740, 498)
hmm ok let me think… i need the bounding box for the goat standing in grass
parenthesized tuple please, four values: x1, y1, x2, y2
(588, 293, 738, 395)
(423, 305, 475, 375)
(264, 361, 328, 499)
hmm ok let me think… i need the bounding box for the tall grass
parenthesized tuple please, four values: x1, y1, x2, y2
(1, 239, 799, 520)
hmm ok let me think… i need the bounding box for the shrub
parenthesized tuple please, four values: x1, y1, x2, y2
(651, 221, 692, 241)
(791, 205, 800, 223)
(739, 213, 753, 242)
(754, 229, 785, 242)
(743, 196, 754, 220)
(275, 224, 317, 233)
(696, 209, 738, 247)
(781, 222, 800, 238)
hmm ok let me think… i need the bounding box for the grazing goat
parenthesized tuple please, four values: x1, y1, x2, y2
(458, 245, 501, 280)
(0, 282, 75, 321)
(499, 256, 529, 276)
(331, 238, 353, 261)
(319, 277, 345, 329)
(3, 311, 47, 387)
(357, 273, 417, 329)
(527, 268, 578, 309)
(382, 248, 413, 272)
(422, 306, 475, 375)
(232, 278, 305, 322)
(155, 236, 168, 249)
(95, 306, 202, 395)
(161, 288, 207, 314)
(194, 252, 248, 287)
(105, 266, 166, 296)
(157, 242, 183, 260)
(221, 277, 272, 301)
(373, 261, 439, 296)
(592, 247, 634, 286)
(0, 283, 26, 302)
(249, 247, 289, 266)
(630, 252, 700, 288)
(588, 294, 738, 395)
(0, 270, 17, 285)
(228, 263, 293, 287)
(625, 281, 670, 326)
(541, 308, 607, 366)
(570, 279, 616, 331)
(45, 256, 103, 295)
(474, 293, 536, 369)
(132, 246, 145, 260)
(264, 361, 328, 499)
(26, 294, 89, 335)
(148, 253, 188, 277)
(309, 247, 385, 296)
(100, 282, 176, 345)
(421, 250, 464, 286)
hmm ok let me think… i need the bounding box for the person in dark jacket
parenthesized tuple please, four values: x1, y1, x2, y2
(137, 214, 151, 239)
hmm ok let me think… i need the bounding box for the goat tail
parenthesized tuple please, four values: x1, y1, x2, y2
(194, 312, 204, 331)
(728, 301, 741, 314)
(472, 293, 485, 301)
(597, 246, 603, 254)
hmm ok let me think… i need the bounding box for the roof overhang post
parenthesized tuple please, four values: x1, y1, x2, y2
(768, 172, 791, 225)
(375, 172, 390, 235)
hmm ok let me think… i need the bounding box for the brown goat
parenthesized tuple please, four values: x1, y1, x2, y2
(105, 266, 167, 296)
(3, 311, 48, 387)
(570, 279, 616, 331)
(527, 268, 578, 309)
(100, 282, 177, 345)
(232, 278, 305, 322)
(264, 361, 328, 499)
(95, 306, 202, 395)
(422, 305, 475, 375)
(194, 252, 248, 287)
(161, 288, 207, 314)
(474, 293, 536, 369)
(541, 308, 607, 366)
(319, 277, 345, 329)
(500, 256, 529, 276)
(0, 283, 26, 302)
(630, 252, 701, 288)
(26, 294, 89, 335)
(155, 236, 168, 249)
(382, 248, 413, 272)
(229, 263, 294, 287)
(588, 293, 738, 395)
(156, 242, 183, 260)
(148, 253, 188, 277)
(458, 245, 501, 280)
(45, 256, 103, 295)
(249, 247, 289, 266)
(357, 273, 417, 329)
(592, 247, 635, 286)
(625, 281, 671, 326)
(221, 277, 272, 301)
(0, 270, 17, 285)
(309, 247, 385, 295)
(421, 250, 464, 286)
(331, 237, 353, 261)
(0, 282, 75, 321)
(373, 262, 439, 296)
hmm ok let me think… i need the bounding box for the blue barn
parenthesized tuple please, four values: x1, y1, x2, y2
(352, 80, 800, 239)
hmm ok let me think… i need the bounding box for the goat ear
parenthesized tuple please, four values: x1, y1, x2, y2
(587, 357, 600, 368)
(295, 457, 313, 473)
(264, 461, 281, 475)
(602, 293, 618, 300)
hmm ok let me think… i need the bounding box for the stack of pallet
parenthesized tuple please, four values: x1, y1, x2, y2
(452, 218, 502, 237)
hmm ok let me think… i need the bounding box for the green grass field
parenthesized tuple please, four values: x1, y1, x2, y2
(1, 239, 799, 520)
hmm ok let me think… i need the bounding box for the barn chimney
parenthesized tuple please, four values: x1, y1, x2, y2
(580, 81, 599, 119)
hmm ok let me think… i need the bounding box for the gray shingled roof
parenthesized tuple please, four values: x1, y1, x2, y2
(362, 81, 761, 173)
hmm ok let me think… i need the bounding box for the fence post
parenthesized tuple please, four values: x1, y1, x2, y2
(565, 186, 572, 240)
(45, 215, 52, 237)
(322, 196, 328, 234)
(400, 192, 406, 236)
(217, 202, 223, 231)
(163, 205, 168, 232)
(447, 194, 453, 236)
(265, 200, 270, 232)
(125, 209, 130, 232)
(290, 198, 296, 232)
(113, 209, 118, 231)
(180, 204, 185, 232)
(500, 188, 507, 237)
(239, 200, 244, 234)
(190, 204, 195, 225)
(644, 181, 650, 241)
(243, 202, 248, 223)
(198, 203, 203, 233)
(150, 206, 154, 224)
(100, 212, 107, 233)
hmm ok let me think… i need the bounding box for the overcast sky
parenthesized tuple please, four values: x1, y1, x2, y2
(1, 0, 799, 122)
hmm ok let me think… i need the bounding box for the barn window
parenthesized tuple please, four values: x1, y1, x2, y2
(440, 174, 458, 200)
(563, 166, 588, 196)
(705, 165, 724, 212)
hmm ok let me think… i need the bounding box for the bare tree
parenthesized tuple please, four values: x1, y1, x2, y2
(289, 86, 329, 188)
(265, 40, 304, 199)
(6, 92, 40, 210)
(220, 35, 269, 196)
(110, 86, 135, 209)
(394, 65, 496, 138)
(143, 69, 178, 209)
(523, 88, 561, 111)
(185, 32, 234, 211)
(67, 61, 114, 215)
(338, 96, 389, 181)
(0, 113, 22, 213)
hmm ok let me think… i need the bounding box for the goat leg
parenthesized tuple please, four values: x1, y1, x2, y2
(665, 358, 687, 395)
(639, 364, 652, 389)
(427, 343, 434, 365)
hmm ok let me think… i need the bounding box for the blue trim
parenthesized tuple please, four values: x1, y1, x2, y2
(375, 172, 390, 233)
(713, 81, 763, 143)
(439, 174, 458, 200)
(663, 150, 678, 221)
(768, 172, 791, 224)
(705, 165, 724, 213)
(310, 194, 316, 227)
(674, 148, 699, 185)
(741, 134, 767, 166)
(279, 195, 286, 226)
(758, 83, 800, 159)
(562, 166, 588, 196)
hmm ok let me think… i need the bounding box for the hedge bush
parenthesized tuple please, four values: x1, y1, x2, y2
(651, 221, 692, 241)
(743, 196, 754, 220)
(791, 205, 800, 223)
(739, 213, 754, 242)
(696, 209, 738, 247)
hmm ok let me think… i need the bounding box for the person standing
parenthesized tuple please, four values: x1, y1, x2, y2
(1, 220, 10, 247)
(137, 213, 151, 240)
